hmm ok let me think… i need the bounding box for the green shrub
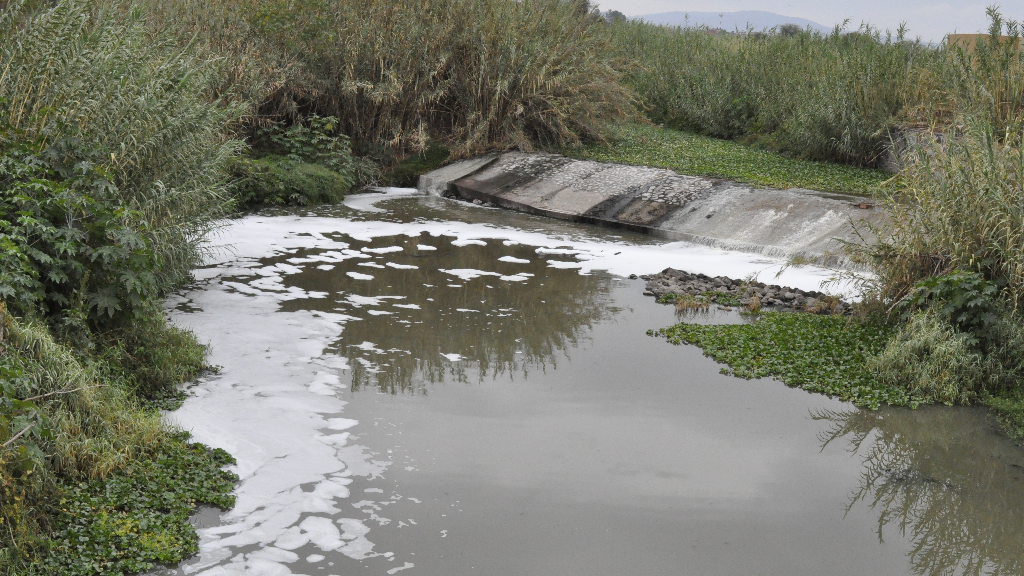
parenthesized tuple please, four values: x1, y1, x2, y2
(868, 309, 989, 405)
(233, 114, 358, 205)
(232, 155, 355, 205)
(0, 0, 241, 330)
(901, 271, 1002, 348)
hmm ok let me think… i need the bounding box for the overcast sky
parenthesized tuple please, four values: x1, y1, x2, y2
(596, 1, 1018, 43)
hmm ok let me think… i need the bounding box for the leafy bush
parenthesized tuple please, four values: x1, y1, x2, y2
(868, 309, 990, 405)
(0, 131, 159, 330)
(232, 155, 355, 205)
(233, 114, 358, 205)
(0, 0, 241, 330)
(867, 272, 1024, 405)
(901, 271, 1001, 348)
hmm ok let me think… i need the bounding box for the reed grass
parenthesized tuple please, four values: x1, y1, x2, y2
(611, 20, 928, 166)
(0, 0, 243, 294)
(153, 0, 637, 159)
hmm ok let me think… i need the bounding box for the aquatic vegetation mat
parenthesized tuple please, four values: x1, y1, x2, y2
(652, 312, 910, 409)
(567, 124, 891, 195)
(31, 437, 237, 576)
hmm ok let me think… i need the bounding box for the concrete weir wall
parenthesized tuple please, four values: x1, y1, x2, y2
(418, 152, 885, 269)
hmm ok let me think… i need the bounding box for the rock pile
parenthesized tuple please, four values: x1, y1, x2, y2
(636, 268, 851, 314)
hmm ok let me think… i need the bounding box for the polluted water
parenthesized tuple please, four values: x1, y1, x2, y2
(148, 191, 1024, 576)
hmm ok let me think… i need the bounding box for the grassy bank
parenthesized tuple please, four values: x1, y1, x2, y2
(566, 123, 893, 195)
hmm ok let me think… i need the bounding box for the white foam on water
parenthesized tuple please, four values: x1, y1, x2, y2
(362, 246, 404, 254)
(498, 256, 530, 264)
(345, 295, 386, 307)
(386, 262, 419, 269)
(439, 268, 501, 281)
(358, 262, 386, 269)
(346, 271, 375, 280)
(546, 260, 583, 269)
(343, 189, 422, 213)
(208, 210, 848, 291)
(416, 245, 437, 251)
(440, 353, 463, 361)
(351, 341, 384, 353)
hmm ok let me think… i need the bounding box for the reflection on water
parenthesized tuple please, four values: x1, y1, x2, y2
(159, 196, 1024, 576)
(817, 406, 1024, 576)
(236, 232, 616, 394)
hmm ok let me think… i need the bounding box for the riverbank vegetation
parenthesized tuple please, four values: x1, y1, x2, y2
(566, 123, 892, 194)
(0, 0, 636, 570)
(3, 0, 1024, 570)
(644, 9, 1024, 441)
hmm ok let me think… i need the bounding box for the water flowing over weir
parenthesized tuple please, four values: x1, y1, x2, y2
(154, 193, 1024, 576)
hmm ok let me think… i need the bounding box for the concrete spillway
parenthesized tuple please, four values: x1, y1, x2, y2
(418, 153, 885, 269)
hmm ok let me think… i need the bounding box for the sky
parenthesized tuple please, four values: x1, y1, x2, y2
(596, 0, 1018, 44)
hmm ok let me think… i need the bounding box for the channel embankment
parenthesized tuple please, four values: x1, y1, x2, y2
(418, 153, 885, 269)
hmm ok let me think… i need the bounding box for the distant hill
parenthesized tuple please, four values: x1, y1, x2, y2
(634, 10, 833, 34)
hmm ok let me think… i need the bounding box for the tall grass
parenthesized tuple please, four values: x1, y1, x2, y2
(860, 122, 1024, 306)
(0, 0, 243, 296)
(611, 21, 929, 166)
(916, 8, 1024, 137)
(178, 0, 637, 159)
(854, 121, 1024, 406)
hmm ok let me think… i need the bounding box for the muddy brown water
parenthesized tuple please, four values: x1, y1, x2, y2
(155, 194, 1024, 576)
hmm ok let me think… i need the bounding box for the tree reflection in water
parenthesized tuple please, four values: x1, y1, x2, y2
(270, 232, 616, 394)
(815, 406, 1024, 576)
